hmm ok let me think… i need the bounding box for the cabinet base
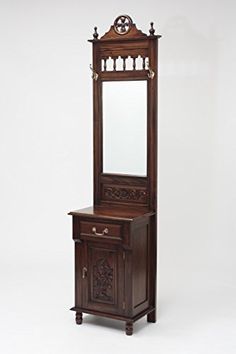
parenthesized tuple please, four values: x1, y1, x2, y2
(71, 306, 156, 335)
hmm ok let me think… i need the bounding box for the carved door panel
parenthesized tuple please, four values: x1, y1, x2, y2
(83, 241, 124, 314)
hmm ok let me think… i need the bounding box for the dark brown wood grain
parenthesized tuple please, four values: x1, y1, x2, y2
(132, 223, 149, 313)
(69, 15, 160, 335)
(91, 26, 159, 209)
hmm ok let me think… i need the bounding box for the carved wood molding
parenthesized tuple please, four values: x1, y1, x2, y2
(93, 258, 113, 302)
(102, 185, 148, 203)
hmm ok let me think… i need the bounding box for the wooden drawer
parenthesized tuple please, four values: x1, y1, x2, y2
(79, 220, 122, 241)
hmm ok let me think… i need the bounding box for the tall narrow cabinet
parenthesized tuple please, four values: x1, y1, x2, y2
(69, 15, 161, 335)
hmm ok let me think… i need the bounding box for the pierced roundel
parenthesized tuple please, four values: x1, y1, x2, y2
(114, 15, 133, 35)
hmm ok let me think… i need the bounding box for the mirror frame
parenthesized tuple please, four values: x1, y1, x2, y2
(89, 18, 160, 210)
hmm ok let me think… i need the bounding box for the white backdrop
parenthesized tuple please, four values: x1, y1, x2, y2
(0, 1, 236, 353)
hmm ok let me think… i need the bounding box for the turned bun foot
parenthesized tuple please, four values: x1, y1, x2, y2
(75, 312, 83, 325)
(125, 321, 133, 336)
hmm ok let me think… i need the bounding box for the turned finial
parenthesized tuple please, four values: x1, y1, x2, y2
(149, 22, 155, 36)
(93, 27, 99, 40)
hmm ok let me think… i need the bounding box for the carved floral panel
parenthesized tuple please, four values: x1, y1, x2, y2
(102, 184, 148, 204)
(93, 258, 113, 302)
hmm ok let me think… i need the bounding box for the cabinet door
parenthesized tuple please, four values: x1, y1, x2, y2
(82, 241, 124, 315)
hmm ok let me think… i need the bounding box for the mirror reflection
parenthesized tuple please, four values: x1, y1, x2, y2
(103, 81, 147, 176)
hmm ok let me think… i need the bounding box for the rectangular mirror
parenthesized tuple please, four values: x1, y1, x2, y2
(103, 81, 147, 176)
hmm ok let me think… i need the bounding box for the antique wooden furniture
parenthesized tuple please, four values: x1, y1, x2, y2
(69, 15, 161, 335)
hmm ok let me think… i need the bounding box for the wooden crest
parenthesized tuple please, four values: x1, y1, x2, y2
(91, 15, 157, 41)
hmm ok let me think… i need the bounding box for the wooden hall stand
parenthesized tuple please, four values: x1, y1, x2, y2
(68, 15, 161, 335)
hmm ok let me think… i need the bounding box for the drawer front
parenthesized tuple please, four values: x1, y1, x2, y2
(80, 220, 122, 241)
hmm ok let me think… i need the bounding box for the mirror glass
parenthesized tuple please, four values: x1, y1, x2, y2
(103, 81, 147, 176)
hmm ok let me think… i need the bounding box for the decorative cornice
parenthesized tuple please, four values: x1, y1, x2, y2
(100, 15, 147, 41)
(89, 15, 161, 43)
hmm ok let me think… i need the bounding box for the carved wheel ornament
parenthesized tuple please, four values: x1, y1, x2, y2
(114, 15, 133, 35)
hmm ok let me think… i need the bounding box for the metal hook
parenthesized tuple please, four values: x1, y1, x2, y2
(89, 64, 99, 81)
(147, 61, 155, 79)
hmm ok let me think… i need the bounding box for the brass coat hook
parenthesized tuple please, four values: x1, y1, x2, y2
(147, 62, 155, 79)
(89, 64, 99, 81)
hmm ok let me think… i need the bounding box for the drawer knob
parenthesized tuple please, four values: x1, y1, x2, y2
(92, 227, 109, 236)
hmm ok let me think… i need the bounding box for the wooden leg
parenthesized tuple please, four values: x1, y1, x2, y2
(75, 311, 83, 325)
(125, 321, 133, 336)
(147, 309, 156, 323)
